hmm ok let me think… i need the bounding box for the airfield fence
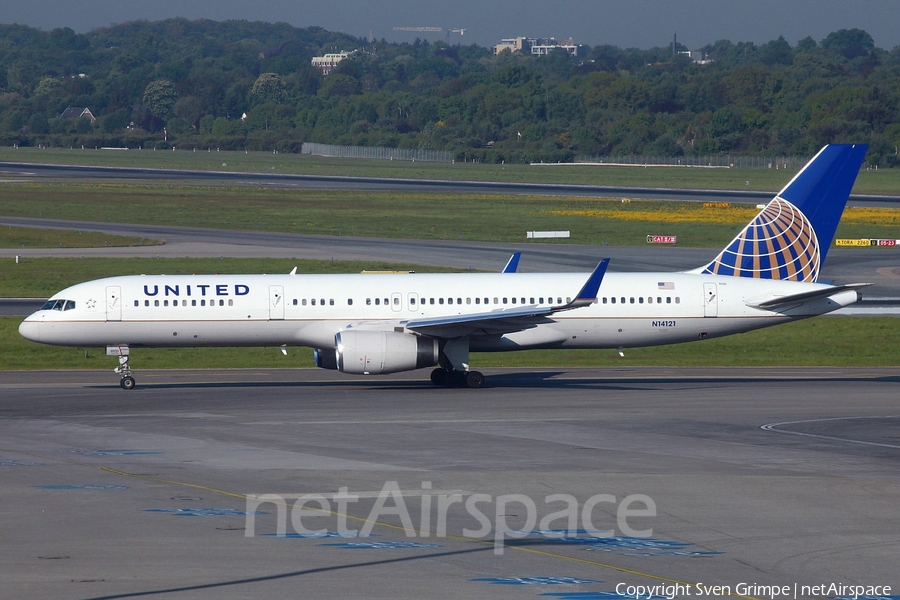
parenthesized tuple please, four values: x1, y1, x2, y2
(573, 154, 810, 168)
(301, 142, 453, 163)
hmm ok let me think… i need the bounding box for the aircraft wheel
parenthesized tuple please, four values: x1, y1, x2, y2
(465, 371, 484, 389)
(120, 376, 136, 390)
(430, 368, 448, 386)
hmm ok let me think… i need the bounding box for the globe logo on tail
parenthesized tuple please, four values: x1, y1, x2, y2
(702, 198, 820, 282)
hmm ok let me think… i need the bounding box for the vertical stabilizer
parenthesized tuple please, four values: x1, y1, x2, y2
(698, 144, 867, 282)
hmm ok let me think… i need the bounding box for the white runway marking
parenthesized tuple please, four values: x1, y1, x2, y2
(761, 415, 900, 449)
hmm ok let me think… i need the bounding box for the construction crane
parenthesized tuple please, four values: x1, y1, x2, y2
(446, 28, 466, 44)
(393, 27, 443, 33)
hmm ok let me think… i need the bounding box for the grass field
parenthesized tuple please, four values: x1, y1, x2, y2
(1, 225, 161, 249)
(3, 315, 899, 371)
(1, 151, 898, 371)
(3, 183, 900, 248)
(2, 146, 899, 194)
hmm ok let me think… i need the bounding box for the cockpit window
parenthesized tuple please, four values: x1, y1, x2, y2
(63, 301, 76, 311)
(41, 299, 67, 311)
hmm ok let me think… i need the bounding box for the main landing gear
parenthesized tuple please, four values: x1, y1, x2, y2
(430, 368, 485, 389)
(109, 346, 136, 390)
(430, 337, 483, 388)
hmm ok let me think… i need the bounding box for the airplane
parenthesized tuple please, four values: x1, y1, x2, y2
(19, 144, 869, 390)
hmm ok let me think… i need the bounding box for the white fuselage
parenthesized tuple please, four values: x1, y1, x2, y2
(19, 271, 859, 352)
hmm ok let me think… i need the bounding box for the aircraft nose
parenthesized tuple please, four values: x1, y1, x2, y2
(18, 318, 40, 343)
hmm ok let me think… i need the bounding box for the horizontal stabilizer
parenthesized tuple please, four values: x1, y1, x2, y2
(747, 283, 871, 311)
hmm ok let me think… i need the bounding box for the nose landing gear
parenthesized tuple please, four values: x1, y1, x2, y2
(108, 346, 136, 390)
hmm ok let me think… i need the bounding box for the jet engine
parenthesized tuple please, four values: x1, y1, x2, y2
(335, 330, 439, 375)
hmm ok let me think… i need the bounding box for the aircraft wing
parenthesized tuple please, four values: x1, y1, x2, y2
(746, 283, 871, 311)
(406, 259, 609, 338)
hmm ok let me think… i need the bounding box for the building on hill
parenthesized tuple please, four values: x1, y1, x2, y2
(493, 37, 586, 57)
(59, 107, 96, 123)
(677, 50, 712, 64)
(311, 51, 354, 75)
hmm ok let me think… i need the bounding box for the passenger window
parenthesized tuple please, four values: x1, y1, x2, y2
(348, 299, 353, 305)
(494, 298, 499, 304)
(439, 298, 444, 305)
(293, 299, 298, 306)
(647, 297, 652, 304)
(675, 297, 680, 304)
(539, 297, 544, 304)
(602, 297, 607, 304)
(448, 298, 453, 305)
(192, 300, 196, 306)
(330, 299, 335, 306)
(475, 298, 480, 304)
(313, 298, 318, 305)
(228, 299, 233, 306)
(430, 298, 435, 305)
(639, 297, 644, 304)
(411, 297, 416, 305)
(164, 300, 169, 307)
(134, 300, 139, 307)
(657, 297, 662, 304)
(200, 299, 205, 306)
(566, 297, 571, 303)
(467, 298, 471, 305)
(484, 298, 489, 305)
(365, 298, 370, 305)
(155, 300, 160, 307)
(666, 297, 672, 304)
(219, 299, 225, 306)
(611, 297, 616, 304)
(145, 300, 150, 307)
(183, 300, 188, 306)
(511, 297, 516, 304)
(530, 298, 535, 304)
(503, 298, 508, 304)
(457, 298, 462, 304)
(558, 297, 563, 304)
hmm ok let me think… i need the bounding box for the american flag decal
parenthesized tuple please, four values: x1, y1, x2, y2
(658, 282, 675, 290)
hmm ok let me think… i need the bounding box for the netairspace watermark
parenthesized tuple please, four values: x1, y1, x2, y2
(245, 480, 657, 555)
(616, 582, 894, 600)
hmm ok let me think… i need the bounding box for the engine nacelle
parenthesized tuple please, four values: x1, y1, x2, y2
(335, 330, 439, 375)
(313, 347, 338, 370)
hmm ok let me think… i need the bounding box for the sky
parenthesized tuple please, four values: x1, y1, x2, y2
(4, 0, 900, 51)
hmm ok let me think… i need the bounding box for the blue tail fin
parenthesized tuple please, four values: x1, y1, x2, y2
(698, 144, 867, 282)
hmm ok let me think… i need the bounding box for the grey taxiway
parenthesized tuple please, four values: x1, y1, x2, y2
(0, 367, 898, 599)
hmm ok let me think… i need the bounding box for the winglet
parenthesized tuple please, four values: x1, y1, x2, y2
(570, 259, 609, 307)
(502, 252, 521, 273)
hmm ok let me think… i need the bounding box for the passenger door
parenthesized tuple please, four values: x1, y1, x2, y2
(269, 285, 285, 320)
(106, 286, 122, 322)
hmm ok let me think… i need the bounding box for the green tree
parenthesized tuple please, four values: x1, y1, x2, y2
(143, 79, 178, 118)
(250, 73, 287, 104)
(821, 29, 874, 60)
